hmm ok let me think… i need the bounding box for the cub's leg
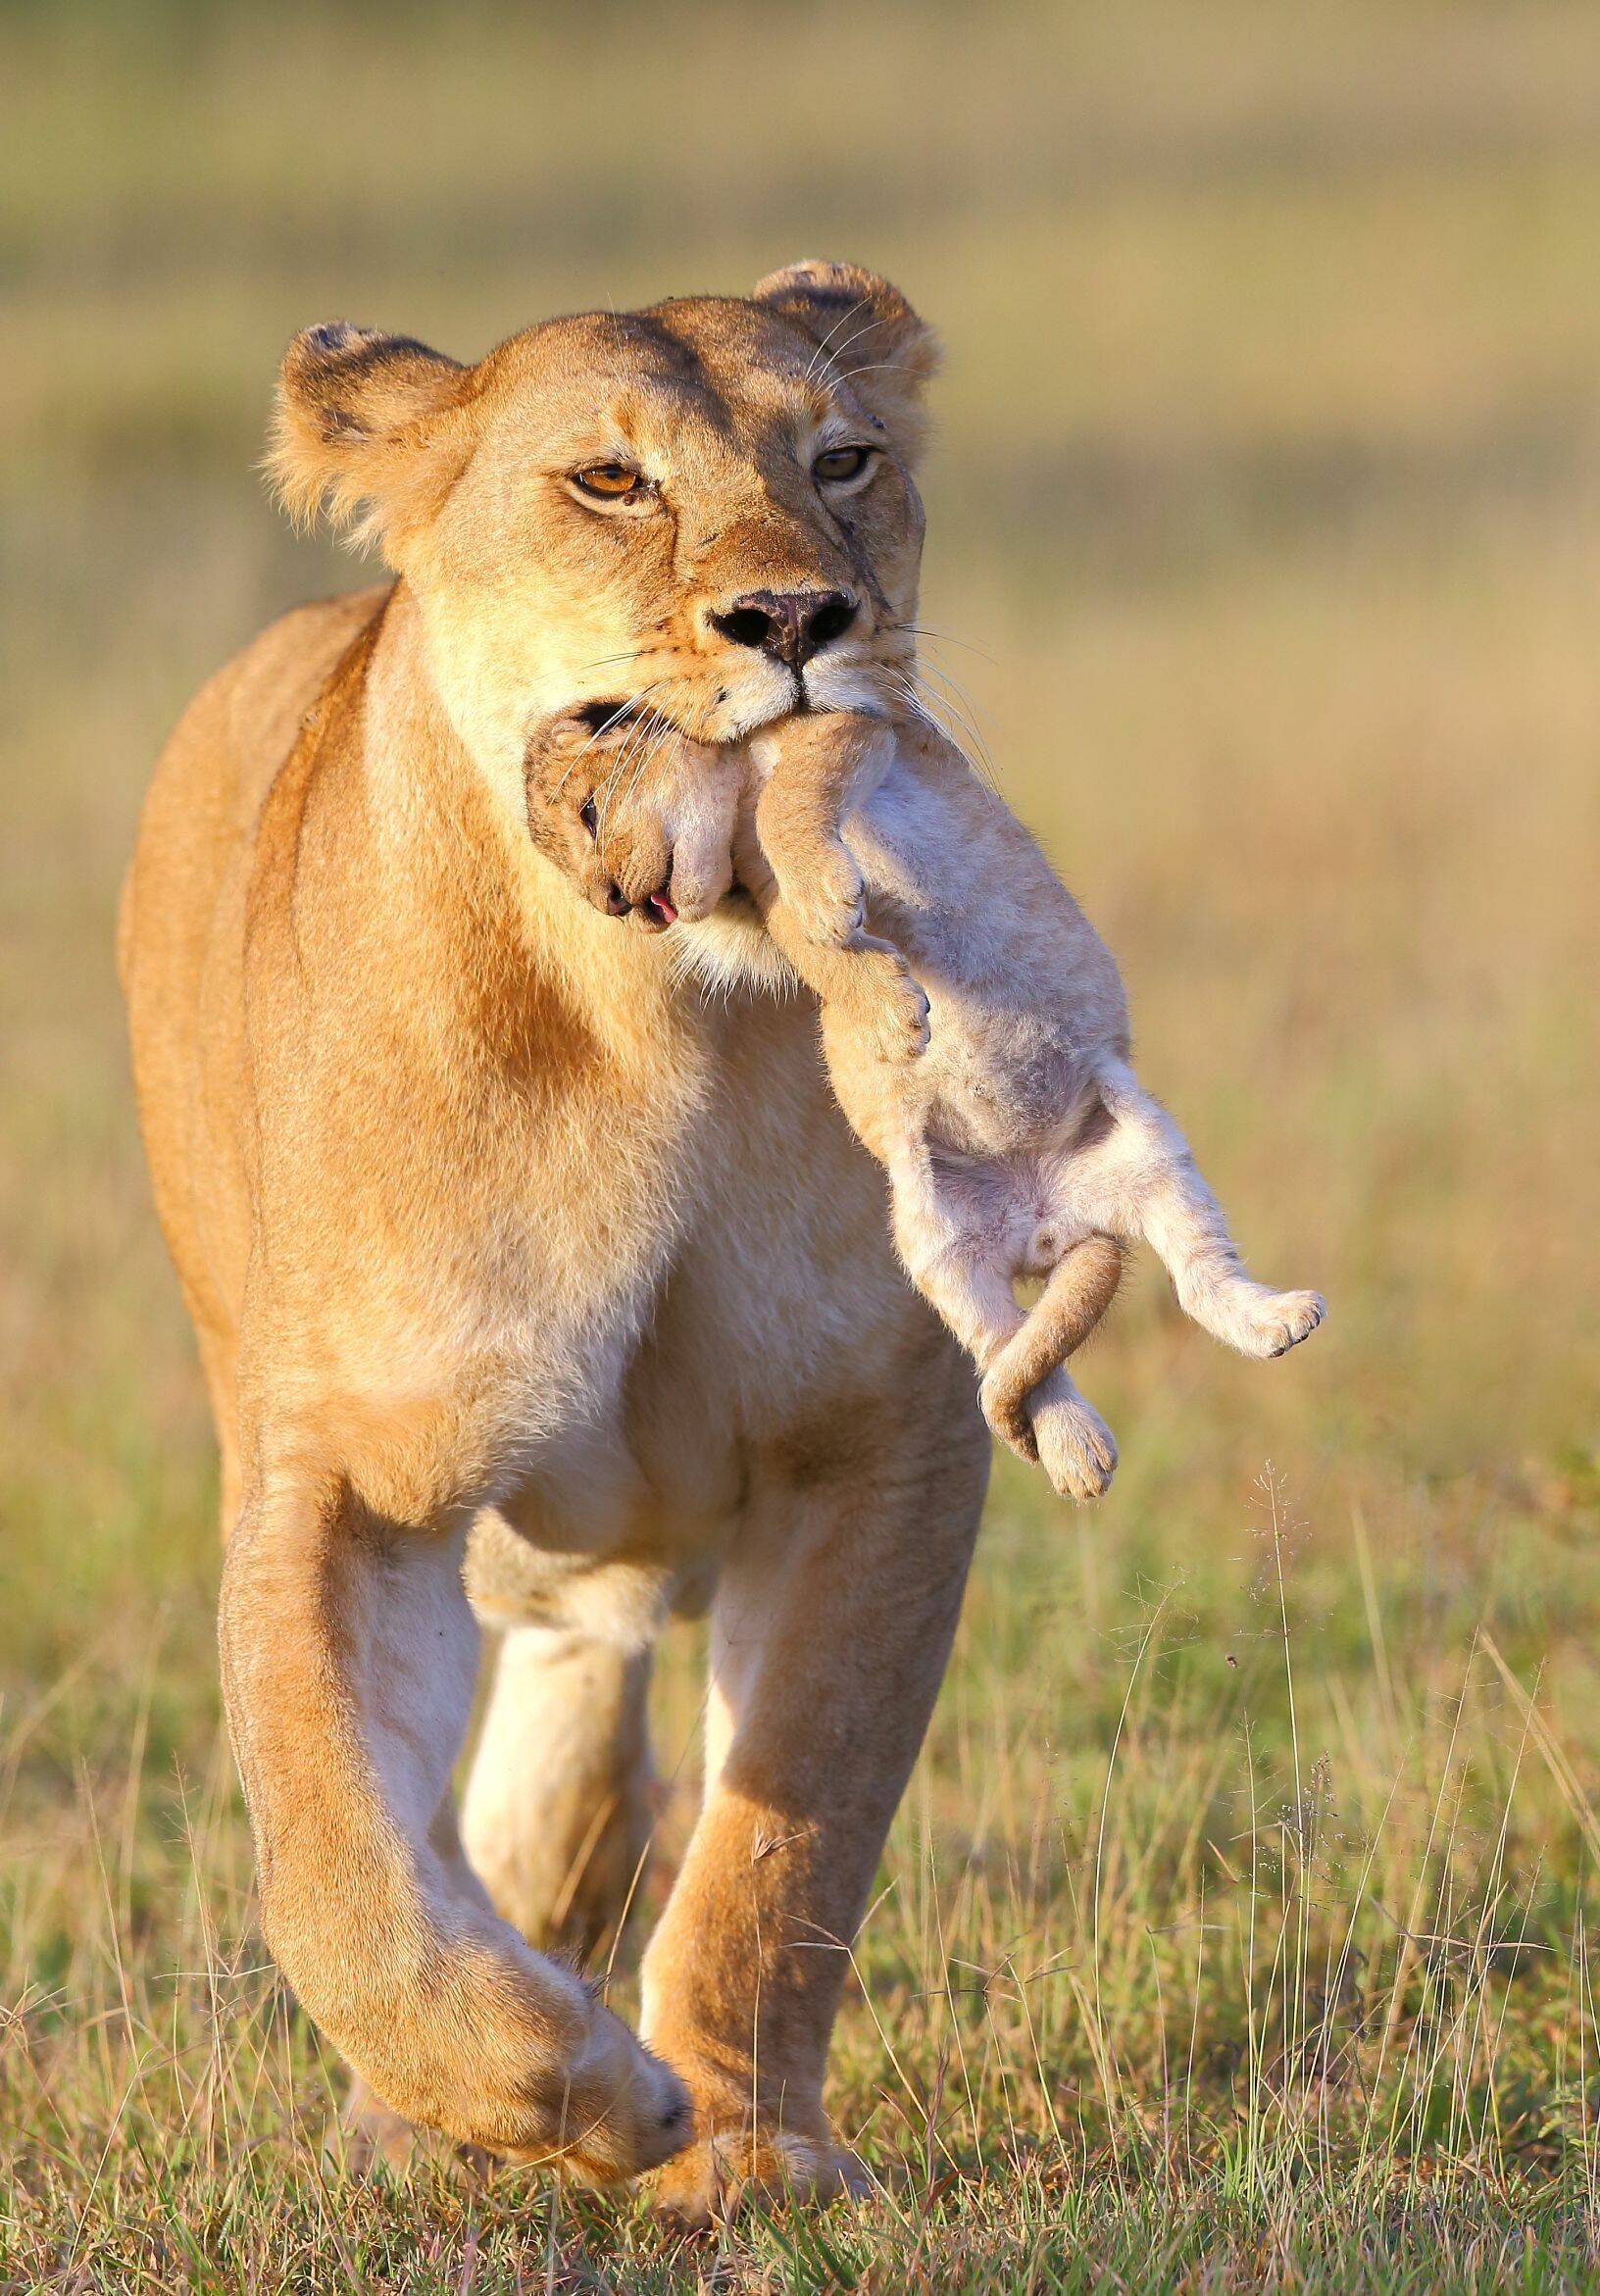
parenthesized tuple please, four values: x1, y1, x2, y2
(1088, 1069, 1325, 1359)
(461, 1626, 654, 1959)
(887, 1157, 1123, 1500)
(733, 793, 928, 1067)
(893, 1206, 1024, 1374)
(749, 717, 930, 1062)
(639, 1341, 990, 2224)
(222, 1461, 689, 2182)
(749, 712, 896, 950)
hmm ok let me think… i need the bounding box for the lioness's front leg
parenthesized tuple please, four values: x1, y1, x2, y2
(220, 1459, 690, 2179)
(639, 1344, 989, 2222)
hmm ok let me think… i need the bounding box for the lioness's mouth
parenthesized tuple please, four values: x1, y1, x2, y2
(569, 690, 810, 745)
(571, 698, 651, 736)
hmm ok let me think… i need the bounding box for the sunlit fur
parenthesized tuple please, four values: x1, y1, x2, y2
(120, 265, 995, 2221)
(745, 716, 1327, 1501)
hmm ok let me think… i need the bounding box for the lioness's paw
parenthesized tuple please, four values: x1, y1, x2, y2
(514, 2003, 692, 2187)
(1032, 1392, 1119, 1502)
(648, 2124, 868, 2229)
(328, 2076, 494, 2186)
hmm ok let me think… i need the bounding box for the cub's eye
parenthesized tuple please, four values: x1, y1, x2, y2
(813, 444, 874, 485)
(571, 463, 645, 502)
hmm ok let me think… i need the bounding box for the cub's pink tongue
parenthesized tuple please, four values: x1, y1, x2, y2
(649, 894, 678, 924)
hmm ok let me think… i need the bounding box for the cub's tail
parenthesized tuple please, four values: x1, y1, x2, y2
(980, 1234, 1124, 1462)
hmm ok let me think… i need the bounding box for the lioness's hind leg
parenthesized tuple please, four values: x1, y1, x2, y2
(461, 1626, 655, 1959)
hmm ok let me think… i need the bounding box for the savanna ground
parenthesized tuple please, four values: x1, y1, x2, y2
(3, 3, 1599, 2286)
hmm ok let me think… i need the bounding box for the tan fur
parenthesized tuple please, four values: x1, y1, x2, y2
(532, 712, 1325, 1502)
(120, 267, 993, 2216)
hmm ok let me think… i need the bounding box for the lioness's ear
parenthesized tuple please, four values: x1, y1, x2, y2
(753, 259, 940, 466)
(268, 323, 476, 553)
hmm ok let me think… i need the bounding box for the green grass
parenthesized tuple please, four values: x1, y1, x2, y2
(3, 3, 1600, 2285)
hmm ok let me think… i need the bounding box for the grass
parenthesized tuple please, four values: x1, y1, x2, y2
(3, 1, 1599, 2285)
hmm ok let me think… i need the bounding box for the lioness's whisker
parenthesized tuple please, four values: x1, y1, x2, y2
(912, 660, 998, 783)
(816, 316, 889, 385)
(596, 698, 675, 838)
(890, 621, 997, 664)
(802, 295, 872, 385)
(890, 655, 995, 781)
(881, 670, 954, 753)
(621, 719, 675, 822)
(882, 670, 994, 790)
(551, 683, 667, 794)
(826, 359, 912, 391)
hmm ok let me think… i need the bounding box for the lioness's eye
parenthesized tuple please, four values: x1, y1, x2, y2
(813, 445, 874, 485)
(572, 463, 643, 501)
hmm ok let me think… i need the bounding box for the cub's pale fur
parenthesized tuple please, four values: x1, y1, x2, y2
(119, 265, 1012, 2221)
(750, 714, 1325, 1496)
(531, 714, 1324, 1500)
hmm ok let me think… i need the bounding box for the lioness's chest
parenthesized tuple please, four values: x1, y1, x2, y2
(489, 998, 906, 1550)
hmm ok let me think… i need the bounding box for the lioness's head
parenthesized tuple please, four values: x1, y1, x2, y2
(270, 262, 937, 795)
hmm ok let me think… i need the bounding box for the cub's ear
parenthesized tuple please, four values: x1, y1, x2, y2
(268, 323, 476, 553)
(752, 259, 940, 467)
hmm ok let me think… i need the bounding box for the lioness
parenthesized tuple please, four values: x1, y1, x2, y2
(120, 264, 1024, 2219)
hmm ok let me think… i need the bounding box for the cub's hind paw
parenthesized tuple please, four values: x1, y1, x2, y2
(1212, 1284, 1325, 1360)
(1032, 1392, 1119, 1503)
(786, 844, 867, 951)
(855, 947, 930, 1064)
(1267, 1288, 1325, 1356)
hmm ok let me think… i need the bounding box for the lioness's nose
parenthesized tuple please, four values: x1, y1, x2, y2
(709, 587, 858, 670)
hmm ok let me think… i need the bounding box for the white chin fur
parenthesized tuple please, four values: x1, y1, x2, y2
(669, 905, 799, 999)
(801, 660, 890, 717)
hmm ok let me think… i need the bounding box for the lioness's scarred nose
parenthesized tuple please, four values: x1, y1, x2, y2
(709, 587, 859, 670)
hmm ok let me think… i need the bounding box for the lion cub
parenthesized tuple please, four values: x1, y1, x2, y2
(529, 709, 1324, 1500)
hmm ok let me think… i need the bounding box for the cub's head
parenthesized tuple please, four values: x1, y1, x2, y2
(270, 262, 938, 794)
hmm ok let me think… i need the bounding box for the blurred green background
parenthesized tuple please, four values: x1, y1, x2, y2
(4, 4, 1600, 2283)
